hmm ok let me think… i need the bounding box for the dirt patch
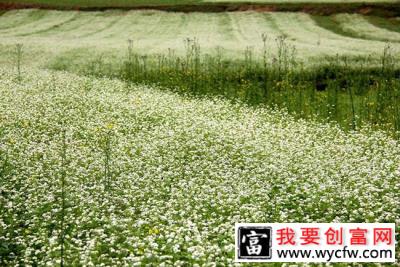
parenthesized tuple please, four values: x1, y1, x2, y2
(0, 2, 399, 17)
(237, 5, 277, 12)
(359, 7, 374, 15)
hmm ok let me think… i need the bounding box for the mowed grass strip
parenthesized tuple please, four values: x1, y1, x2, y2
(0, 9, 46, 30)
(365, 15, 400, 34)
(313, 14, 400, 43)
(267, 12, 390, 56)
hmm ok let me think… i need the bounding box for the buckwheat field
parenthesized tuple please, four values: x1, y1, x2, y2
(0, 1, 399, 266)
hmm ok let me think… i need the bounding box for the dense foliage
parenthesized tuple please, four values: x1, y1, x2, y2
(1, 69, 399, 265)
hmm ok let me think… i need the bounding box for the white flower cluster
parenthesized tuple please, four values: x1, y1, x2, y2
(0, 69, 399, 265)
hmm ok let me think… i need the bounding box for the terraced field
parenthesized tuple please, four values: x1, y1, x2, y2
(0, 9, 399, 66)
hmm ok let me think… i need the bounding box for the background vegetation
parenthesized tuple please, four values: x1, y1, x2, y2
(51, 38, 399, 136)
(0, 10, 399, 63)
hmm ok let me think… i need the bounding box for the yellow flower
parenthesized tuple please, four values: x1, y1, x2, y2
(106, 123, 114, 130)
(149, 227, 160, 235)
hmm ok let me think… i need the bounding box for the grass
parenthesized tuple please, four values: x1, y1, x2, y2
(366, 15, 400, 34)
(57, 37, 399, 135)
(0, 68, 399, 265)
(313, 14, 400, 43)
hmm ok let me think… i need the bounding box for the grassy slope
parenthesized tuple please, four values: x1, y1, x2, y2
(0, 9, 399, 69)
(313, 14, 400, 43)
(366, 15, 400, 33)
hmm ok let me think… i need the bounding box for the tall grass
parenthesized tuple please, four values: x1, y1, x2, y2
(102, 124, 113, 192)
(14, 43, 23, 81)
(68, 37, 400, 136)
